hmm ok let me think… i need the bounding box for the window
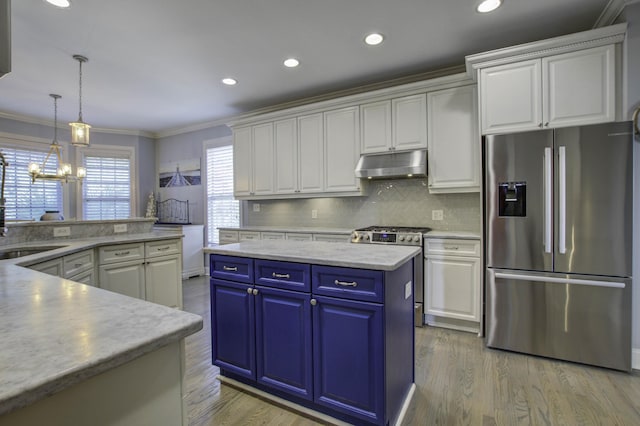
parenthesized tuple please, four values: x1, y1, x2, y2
(0, 146, 62, 220)
(80, 148, 133, 220)
(206, 144, 239, 244)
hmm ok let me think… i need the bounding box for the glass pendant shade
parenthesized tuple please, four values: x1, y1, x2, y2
(70, 121, 91, 147)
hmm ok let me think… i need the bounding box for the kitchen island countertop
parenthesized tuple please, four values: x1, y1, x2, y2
(205, 240, 420, 271)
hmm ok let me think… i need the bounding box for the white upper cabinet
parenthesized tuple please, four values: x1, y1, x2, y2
(324, 106, 360, 192)
(298, 113, 324, 194)
(478, 44, 618, 134)
(542, 45, 615, 128)
(360, 100, 392, 153)
(233, 126, 252, 197)
(251, 123, 275, 196)
(392, 94, 427, 151)
(274, 118, 298, 194)
(427, 85, 480, 193)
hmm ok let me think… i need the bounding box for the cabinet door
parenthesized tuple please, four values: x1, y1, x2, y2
(425, 255, 480, 322)
(274, 118, 299, 194)
(543, 45, 616, 128)
(255, 286, 313, 400)
(298, 113, 324, 193)
(392, 94, 427, 150)
(146, 254, 182, 308)
(29, 258, 63, 277)
(233, 126, 253, 196)
(312, 295, 384, 424)
(324, 106, 360, 192)
(99, 260, 145, 299)
(252, 123, 275, 195)
(361, 100, 392, 153)
(427, 85, 480, 193)
(68, 268, 97, 286)
(480, 59, 542, 134)
(210, 278, 256, 379)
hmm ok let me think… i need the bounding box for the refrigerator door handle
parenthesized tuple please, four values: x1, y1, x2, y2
(543, 147, 552, 253)
(558, 146, 567, 254)
(494, 272, 625, 289)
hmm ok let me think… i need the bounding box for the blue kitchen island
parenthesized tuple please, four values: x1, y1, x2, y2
(205, 240, 419, 426)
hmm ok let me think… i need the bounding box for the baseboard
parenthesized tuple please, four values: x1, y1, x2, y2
(633, 348, 640, 371)
(425, 314, 480, 334)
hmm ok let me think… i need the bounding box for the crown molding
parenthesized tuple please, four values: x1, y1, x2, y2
(154, 117, 230, 139)
(595, 0, 627, 27)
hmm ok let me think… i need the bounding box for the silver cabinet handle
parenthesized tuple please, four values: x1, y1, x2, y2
(252, 288, 259, 296)
(247, 288, 253, 294)
(334, 279, 357, 287)
(157, 246, 171, 251)
(544, 122, 549, 127)
(115, 251, 130, 256)
(223, 265, 238, 272)
(74, 263, 83, 268)
(538, 123, 543, 128)
(443, 246, 459, 250)
(272, 272, 290, 279)
(310, 299, 317, 306)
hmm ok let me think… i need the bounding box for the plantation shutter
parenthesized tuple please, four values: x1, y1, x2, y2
(206, 145, 239, 244)
(82, 154, 131, 220)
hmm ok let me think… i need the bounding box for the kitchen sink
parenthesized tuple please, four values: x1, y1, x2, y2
(0, 246, 65, 260)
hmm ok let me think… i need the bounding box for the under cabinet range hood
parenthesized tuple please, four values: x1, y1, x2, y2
(0, 0, 9, 79)
(354, 149, 427, 179)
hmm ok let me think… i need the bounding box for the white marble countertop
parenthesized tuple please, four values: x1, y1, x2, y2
(217, 226, 352, 235)
(205, 240, 420, 271)
(0, 232, 203, 416)
(425, 230, 481, 239)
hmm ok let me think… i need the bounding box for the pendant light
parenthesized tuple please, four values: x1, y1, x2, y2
(28, 94, 86, 183)
(69, 54, 91, 147)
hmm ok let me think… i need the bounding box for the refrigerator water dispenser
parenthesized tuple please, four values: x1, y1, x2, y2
(498, 182, 526, 216)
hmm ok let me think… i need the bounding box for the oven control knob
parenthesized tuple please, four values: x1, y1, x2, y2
(351, 232, 358, 240)
(399, 235, 405, 241)
(413, 236, 420, 242)
(364, 235, 369, 241)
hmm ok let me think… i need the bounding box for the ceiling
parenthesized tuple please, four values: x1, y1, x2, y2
(0, 0, 613, 136)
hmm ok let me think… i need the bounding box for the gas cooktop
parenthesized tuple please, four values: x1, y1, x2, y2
(351, 226, 431, 246)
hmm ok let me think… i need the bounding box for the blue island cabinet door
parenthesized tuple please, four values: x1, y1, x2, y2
(255, 286, 313, 400)
(312, 295, 384, 425)
(210, 278, 256, 380)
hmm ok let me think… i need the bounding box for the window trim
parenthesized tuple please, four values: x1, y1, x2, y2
(75, 144, 137, 220)
(0, 131, 72, 218)
(203, 135, 243, 245)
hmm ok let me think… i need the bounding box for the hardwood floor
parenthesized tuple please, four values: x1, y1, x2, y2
(182, 276, 640, 425)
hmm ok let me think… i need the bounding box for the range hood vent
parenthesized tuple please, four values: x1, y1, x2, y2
(354, 149, 427, 179)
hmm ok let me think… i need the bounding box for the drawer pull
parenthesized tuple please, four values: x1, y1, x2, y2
(272, 272, 290, 279)
(74, 263, 83, 268)
(157, 246, 171, 251)
(334, 279, 358, 287)
(223, 265, 238, 272)
(115, 251, 130, 256)
(443, 246, 459, 250)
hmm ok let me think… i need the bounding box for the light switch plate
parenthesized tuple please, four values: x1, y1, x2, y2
(311, 209, 318, 219)
(253, 203, 260, 212)
(432, 210, 444, 221)
(53, 227, 71, 237)
(114, 224, 127, 233)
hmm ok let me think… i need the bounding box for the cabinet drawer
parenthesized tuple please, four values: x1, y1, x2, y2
(285, 233, 313, 241)
(219, 230, 239, 244)
(145, 239, 181, 258)
(98, 243, 145, 264)
(425, 238, 480, 257)
(255, 260, 311, 292)
(260, 232, 286, 240)
(63, 249, 95, 278)
(211, 255, 254, 284)
(239, 231, 261, 241)
(312, 265, 383, 303)
(312, 233, 349, 243)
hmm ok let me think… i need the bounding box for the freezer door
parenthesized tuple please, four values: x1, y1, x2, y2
(485, 130, 553, 271)
(554, 122, 633, 277)
(485, 269, 631, 371)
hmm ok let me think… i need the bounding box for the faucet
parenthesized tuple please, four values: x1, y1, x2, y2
(0, 151, 7, 236)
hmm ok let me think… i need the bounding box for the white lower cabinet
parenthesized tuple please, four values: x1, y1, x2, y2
(99, 259, 146, 299)
(145, 254, 182, 308)
(425, 238, 480, 332)
(285, 232, 313, 241)
(219, 230, 239, 245)
(29, 258, 63, 277)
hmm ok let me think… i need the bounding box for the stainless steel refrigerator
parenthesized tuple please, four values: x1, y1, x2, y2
(484, 121, 633, 371)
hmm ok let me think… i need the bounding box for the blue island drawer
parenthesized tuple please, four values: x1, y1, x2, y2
(210, 255, 254, 284)
(255, 260, 311, 292)
(312, 265, 383, 303)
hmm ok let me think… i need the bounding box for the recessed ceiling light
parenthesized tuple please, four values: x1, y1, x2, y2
(476, 0, 502, 13)
(45, 0, 71, 8)
(284, 58, 300, 68)
(222, 78, 237, 86)
(364, 33, 384, 46)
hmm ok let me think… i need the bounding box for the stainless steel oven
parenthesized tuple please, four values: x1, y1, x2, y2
(351, 226, 430, 327)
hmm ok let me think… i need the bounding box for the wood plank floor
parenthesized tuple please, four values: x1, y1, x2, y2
(182, 276, 640, 425)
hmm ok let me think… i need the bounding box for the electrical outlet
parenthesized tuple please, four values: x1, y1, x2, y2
(53, 227, 71, 237)
(311, 209, 318, 219)
(432, 210, 444, 221)
(253, 203, 260, 212)
(114, 223, 127, 233)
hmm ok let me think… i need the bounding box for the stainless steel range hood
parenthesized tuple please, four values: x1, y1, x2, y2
(354, 149, 427, 179)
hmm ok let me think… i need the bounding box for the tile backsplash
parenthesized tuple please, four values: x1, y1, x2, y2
(246, 178, 481, 232)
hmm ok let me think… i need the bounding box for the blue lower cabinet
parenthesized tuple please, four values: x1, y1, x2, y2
(210, 278, 256, 380)
(312, 295, 384, 424)
(255, 286, 313, 400)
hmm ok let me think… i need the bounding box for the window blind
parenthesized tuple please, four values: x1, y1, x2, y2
(206, 145, 239, 244)
(82, 155, 131, 220)
(0, 147, 62, 220)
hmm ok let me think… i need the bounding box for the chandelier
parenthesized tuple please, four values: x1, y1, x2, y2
(28, 94, 86, 183)
(69, 54, 91, 147)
